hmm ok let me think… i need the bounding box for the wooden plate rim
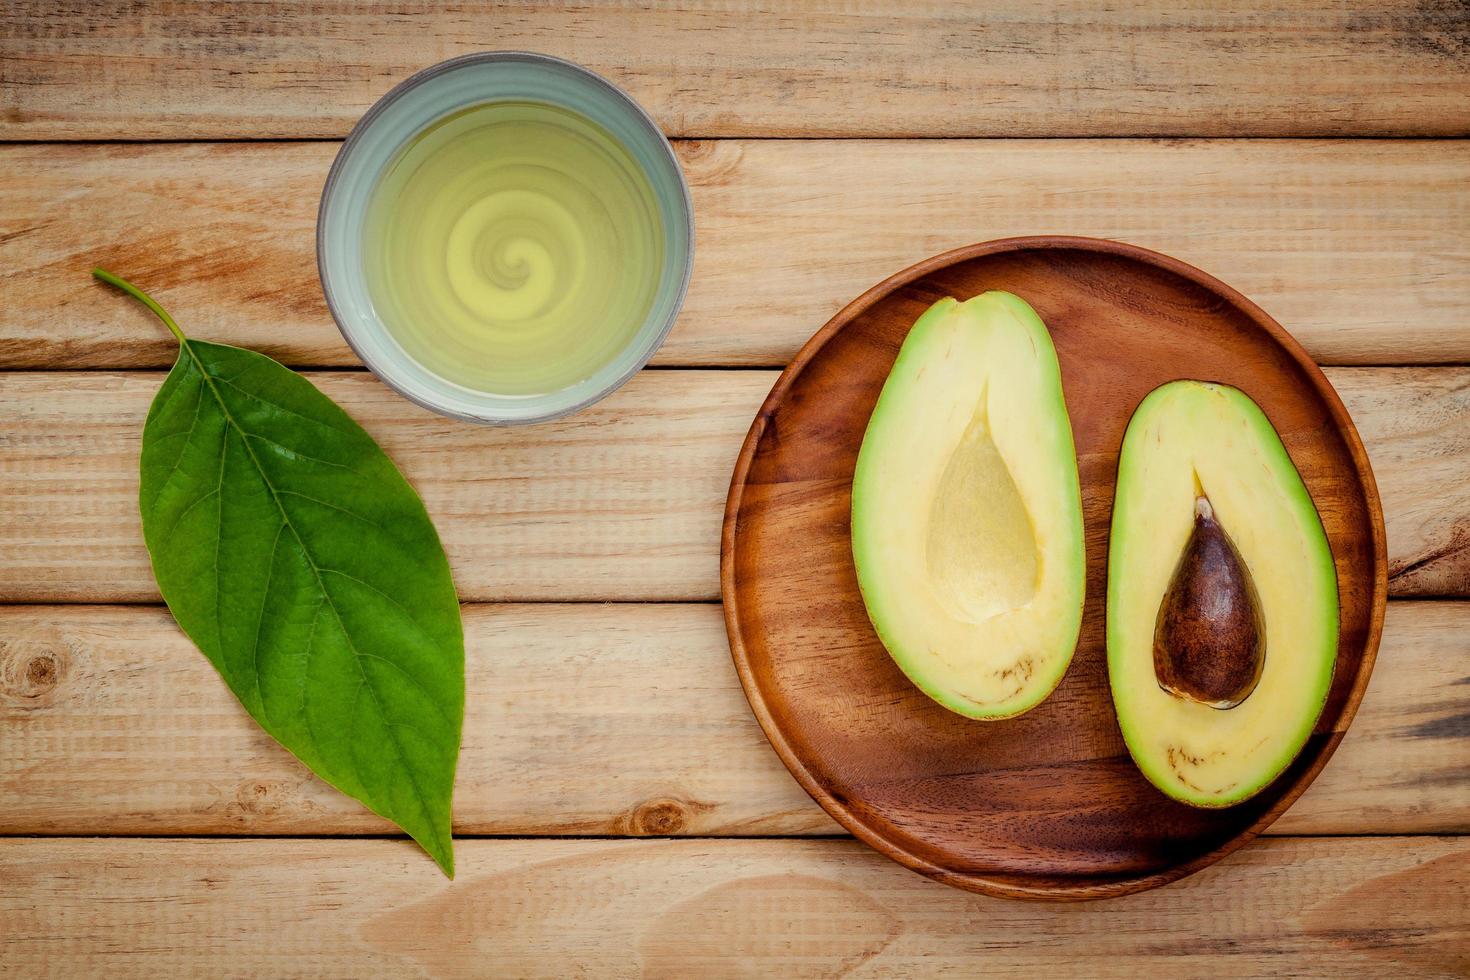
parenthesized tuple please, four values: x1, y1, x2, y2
(720, 234, 1389, 901)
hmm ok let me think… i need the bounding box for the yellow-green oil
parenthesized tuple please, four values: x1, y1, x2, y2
(361, 100, 664, 396)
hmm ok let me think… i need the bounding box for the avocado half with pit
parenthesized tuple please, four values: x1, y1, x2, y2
(1107, 380, 1338, 807)
(851, 292, 1085, 719)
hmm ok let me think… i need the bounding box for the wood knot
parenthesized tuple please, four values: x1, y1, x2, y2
(626, 797, 715, 835)
(676, 139, 715, 163)
(630, 798, 689, 835)
(674, 140, 742, 186)
(26, 655, 58, 690)
(0, 633, 71, 707)
(235, 779, 288, 815)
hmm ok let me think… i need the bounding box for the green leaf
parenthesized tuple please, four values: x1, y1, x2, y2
(96, 269, 463, 877)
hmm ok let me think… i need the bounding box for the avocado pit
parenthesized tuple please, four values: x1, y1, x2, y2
(1152, 495, 1265, 709)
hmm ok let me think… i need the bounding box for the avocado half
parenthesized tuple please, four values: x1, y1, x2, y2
(1107, 380, 1338, 807)
(851, 292, 1085, 719)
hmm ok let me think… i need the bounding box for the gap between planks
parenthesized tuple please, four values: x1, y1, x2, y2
(9, 134, 1470, 147)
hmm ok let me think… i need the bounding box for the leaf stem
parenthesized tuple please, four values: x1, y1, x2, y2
(92, 268, 188, 344)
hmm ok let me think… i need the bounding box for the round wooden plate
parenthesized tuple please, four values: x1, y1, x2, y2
(721, 236, 1387, 900)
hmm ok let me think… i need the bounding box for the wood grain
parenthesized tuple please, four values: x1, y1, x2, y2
(1, 836, 1466, 976)
(724, 238, 1387, 898)
(1340, 369, 1470, 597)
(5, 140, 1469, 369)
(0, 369, 768, 603)
(0, 366, 1465, 602)
(5, 1, 1470, 140)
(0, 602, 1464, 838)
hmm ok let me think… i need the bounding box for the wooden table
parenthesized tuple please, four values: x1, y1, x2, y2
(2, 3, 1467, 975)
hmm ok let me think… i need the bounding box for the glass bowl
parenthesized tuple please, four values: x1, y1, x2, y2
(317, 51, 694, 424)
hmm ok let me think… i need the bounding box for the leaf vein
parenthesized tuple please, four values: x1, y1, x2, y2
(158, 485, 220, 540)
(277, 490, 385, 530)
(210, 373, 358, 438)
(316, 567, 442, 645)
(297, 598, 332, 783)
(146, 372, 207, 509)
(322, 591, 437, 841)
(243, 431, 353, 471)
(210, 421, 228, 665)
(247, 522, 287, 719)
(350, 651, 455, 730)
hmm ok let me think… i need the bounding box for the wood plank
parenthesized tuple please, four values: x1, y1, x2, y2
(0, 367, 1465, 601)
(1, 602, 1464, 837)
(1, 837, 1466, 976)
(0, 603, 818, 837)
(1335, 369, 1470, 597)
(5, 140, 1469, 369)
(5, 2, 1470, 139)
(0, 370, 767, 603)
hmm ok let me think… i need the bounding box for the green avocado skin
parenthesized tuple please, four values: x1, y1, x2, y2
(1106, 380, 1339, 808)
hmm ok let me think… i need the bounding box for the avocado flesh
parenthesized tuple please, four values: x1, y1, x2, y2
(852, 292, 1085, 719)
(1108, 381, 1338, 807)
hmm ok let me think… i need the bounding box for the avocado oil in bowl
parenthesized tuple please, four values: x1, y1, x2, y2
(318, 52, 694, 424)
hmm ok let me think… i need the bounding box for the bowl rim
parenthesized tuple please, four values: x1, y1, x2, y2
(720, 234, 1389, 901)
(316, 50, 695, 425)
